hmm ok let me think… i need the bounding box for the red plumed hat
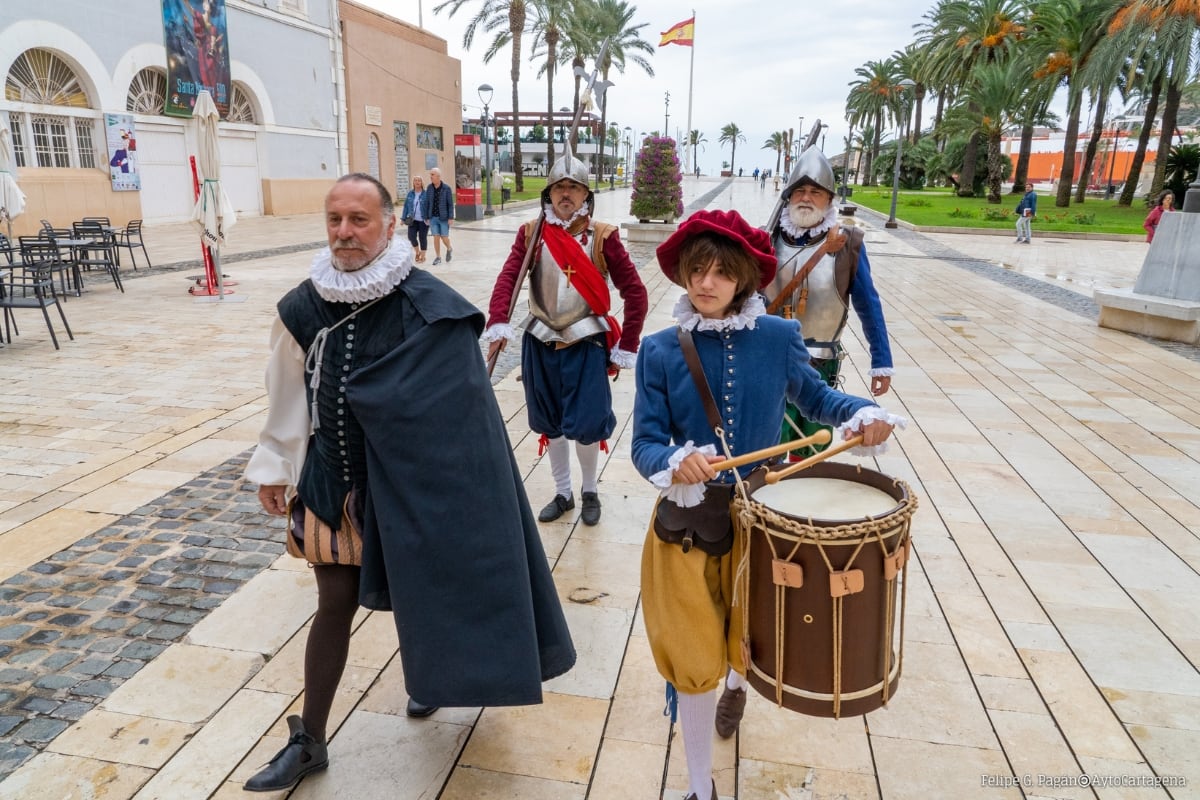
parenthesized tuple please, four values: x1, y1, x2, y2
(656, 209, 777, 288)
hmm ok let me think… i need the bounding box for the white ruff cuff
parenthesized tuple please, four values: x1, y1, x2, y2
(609, 347, 637, 370)
(649, 441, 717, 507)
(836, 406, 908, 457)
(482, 323, 516, 343)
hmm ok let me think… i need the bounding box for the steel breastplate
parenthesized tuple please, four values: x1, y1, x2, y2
(770, 234, 847, 359)
(523, 239, 608, 345)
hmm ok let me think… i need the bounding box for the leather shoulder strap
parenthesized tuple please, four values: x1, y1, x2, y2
(677, 327, 722, 432)
(835, 225, 864, 299)
(591, 221, 616, 276)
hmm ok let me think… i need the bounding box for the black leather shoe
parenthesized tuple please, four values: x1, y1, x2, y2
(684, 779, 718, 800)
(538, 494, 575, 522)
(715, 685, 747, 738)
(243, 715, 328, 792)
(406, 697, 439, 718)
(580, 492, 601, 526)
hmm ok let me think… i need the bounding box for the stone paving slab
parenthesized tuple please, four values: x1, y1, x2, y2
(1, 178, 1198, 798)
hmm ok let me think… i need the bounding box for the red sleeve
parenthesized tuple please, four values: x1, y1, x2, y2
(487, 227, 530, 327)
(602, 231, 647, 352)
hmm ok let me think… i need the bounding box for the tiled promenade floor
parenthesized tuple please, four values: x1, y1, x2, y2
(0, 178, 1197, 799)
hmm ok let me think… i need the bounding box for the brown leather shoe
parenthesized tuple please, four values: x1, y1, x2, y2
(714, 685, 747, 738)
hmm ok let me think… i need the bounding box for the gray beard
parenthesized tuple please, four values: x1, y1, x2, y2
(331, 231, 390, 272)
(788, 204, 826, 229)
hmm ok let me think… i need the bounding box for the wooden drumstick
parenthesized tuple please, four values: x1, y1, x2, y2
(763, 435, 865, 484)
(706, 429, 832, 473)
(668, 430, 834, 484)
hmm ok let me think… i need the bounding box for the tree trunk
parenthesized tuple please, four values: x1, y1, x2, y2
(1055, 89, 1083, 207)
(1149, 80, 1181, 200)
(1074, 90, 1107, 203)
(1011, 123, 1034, 193)
(1119, 70, 1161, 206)
(985, 133, 1004, 203)
(934, 91, 947, 152)
(912, 84, 925, 144)
(958, 130, 982, 197)
(545, 41, 556, 168)
(570, 56, 584, 151)
(869, 111, 883, 185)
(511, 42, 524, 192)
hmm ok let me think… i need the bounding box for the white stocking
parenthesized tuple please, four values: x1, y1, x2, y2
(726, 669, 747, 692)
(677, 688, 717, 800)
(575, 440, 600, 494)
(547, 436, 572, 498)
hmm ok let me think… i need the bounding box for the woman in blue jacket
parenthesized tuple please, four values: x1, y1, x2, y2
(401, 176, 428, 262)
(633, 209, 903, 800)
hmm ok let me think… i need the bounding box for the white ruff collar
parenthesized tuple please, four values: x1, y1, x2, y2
(310, 237, 414, 303)
(543, 204, 590, 230)
(672, 293, 766, 332)
(779, 203, 838, 240)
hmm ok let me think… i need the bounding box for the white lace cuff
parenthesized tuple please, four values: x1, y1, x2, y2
(481, 323, 515, 343)
(869, 367, 895, 377)
(648, 441, 717, 507)
(609, 346, 637, 370)
(836, 406, 908, 457)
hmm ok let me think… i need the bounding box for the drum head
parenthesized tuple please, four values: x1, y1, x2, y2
(750, 462, 905, 524)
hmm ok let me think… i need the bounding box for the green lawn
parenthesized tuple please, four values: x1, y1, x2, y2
(848, 186, 1148, 235)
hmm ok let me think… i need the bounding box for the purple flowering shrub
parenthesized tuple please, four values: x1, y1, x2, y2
(630, 136, 684, 221)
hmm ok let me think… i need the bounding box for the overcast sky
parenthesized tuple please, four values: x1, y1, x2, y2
(356, 0, 1049, 175)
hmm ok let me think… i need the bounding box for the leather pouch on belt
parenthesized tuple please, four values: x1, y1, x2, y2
(652, 482, 735, 556)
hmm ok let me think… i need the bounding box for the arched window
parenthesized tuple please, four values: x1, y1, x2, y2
(5, 48, 97, 169)
(226, 83, 257, 124)
(367, 133, 380, 180)
(126, 68, 167, 115)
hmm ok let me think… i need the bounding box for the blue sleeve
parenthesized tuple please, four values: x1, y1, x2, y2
(1029, 193, 1037, 214)
(401, 193, 413, 219)
(848, 246, 894, 371)
(631, 336, 681, 480)
(785, 324, 874, 425)
(420, 189, 431, 217)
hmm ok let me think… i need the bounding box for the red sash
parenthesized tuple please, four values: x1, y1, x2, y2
(539, 222, 621, 352)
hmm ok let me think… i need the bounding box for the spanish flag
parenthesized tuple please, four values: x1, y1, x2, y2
(659, 16, 695, 47)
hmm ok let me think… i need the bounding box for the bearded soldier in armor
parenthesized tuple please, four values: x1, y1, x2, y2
(763, 146, 894, 456)
(484, 149, 648, 526)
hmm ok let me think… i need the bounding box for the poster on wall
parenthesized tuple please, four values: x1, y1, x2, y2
(453, 134, 481, 220)
(105, 114, 141, 192)
(161, 0, 232, 118)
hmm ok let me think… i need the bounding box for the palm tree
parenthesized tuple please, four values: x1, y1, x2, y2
(918, 0, 1028, 196)
(529, 0, 575, 167)
(582, 0, 656, 187)
(943, 59, 1027, 201)
(688, 129, 707, 175)
(719, 123, 746, 176)
(847, 59, 901, 185)
(434, 0, 530, 192)
(1025, 0, 1116, 207)
(763, 132, 785, 174)
(1102, 0, 1200, 199)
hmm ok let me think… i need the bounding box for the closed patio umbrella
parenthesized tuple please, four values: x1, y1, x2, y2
(190, 90, 236, 297)
(0, 127, 26, 242)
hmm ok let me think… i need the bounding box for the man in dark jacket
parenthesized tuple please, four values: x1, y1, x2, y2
(243, 173, 575, 793)
(424, 167, 455, 264)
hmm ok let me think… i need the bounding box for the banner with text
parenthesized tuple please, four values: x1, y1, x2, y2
(161, 0, 232, 118)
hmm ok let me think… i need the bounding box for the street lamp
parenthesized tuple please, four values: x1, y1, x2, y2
(885, 79, 915, 230)
(478, 83, 494, 216)
(819, 123, 829, 153)
(623, 126, 632, 185)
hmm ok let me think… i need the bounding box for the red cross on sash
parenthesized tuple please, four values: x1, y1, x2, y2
(539, 221, 621, 352)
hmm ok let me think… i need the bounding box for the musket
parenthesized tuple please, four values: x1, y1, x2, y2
(485, 211, 545, 377)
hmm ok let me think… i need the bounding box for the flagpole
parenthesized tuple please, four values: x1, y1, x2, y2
(685, 10, 695, 175)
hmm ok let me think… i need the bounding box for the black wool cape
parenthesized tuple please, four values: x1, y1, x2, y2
(348, 270, 576, 707)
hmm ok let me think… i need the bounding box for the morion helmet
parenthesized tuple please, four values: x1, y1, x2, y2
(764, 145, 837, 232)
(541, 147, 594, 213)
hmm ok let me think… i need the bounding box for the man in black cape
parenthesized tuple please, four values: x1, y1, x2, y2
(243, 173, 574, 793)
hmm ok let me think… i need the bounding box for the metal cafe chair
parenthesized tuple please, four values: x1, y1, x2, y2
(21, 235, 79, 298)
(1, 248, 74, 350)
(71, 222, 123, 293)
(113, 219, 151, 270)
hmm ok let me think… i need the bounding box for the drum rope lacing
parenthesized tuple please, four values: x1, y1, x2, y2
(732, 473, 918, 717)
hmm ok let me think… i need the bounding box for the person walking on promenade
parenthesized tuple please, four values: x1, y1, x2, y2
(401, 175, 428, 263)
(761, 146, 894, 457)
(242, 173, 575, 792)
(1143, 190, 1175, 243)
(633, 209, 903, 800)
(483, 149, 648, 526)
(424, 167, 454, 264)
(1015, 182, 1037, 243)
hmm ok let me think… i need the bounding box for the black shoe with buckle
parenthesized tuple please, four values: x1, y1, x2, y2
(580, 492, 601, 526)
(538, 494, 575, 522)
(243, 715, 328, 792)
(406, 697, 439, 718)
